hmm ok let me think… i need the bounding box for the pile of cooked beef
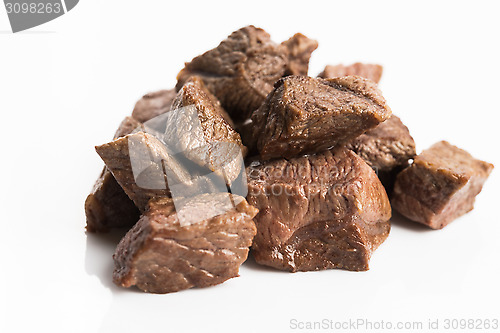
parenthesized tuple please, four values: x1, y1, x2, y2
(85, 26, 494, 294)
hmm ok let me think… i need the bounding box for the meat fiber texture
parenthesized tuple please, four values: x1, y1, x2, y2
(96, 132, 200, 211)
(86, 87, 178, 233)
(94, 78, 256, 294)
(96, 77, 249, 211)
(246, 147, 391, 272)
(168, 76, 246, 185)
(250, 75, 392, 160)
(85, 116, 142, 232)
(318, 62, 384, 83)
(113, 193, 258, 293)
(392, 141, 494, 229)
(176, 25, 288, 122)
(346, 115, 416, 193)
(346, 115, 416, 172)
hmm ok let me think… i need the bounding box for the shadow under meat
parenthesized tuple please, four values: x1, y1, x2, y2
(390, 209, 433, 232)
(242, 251, 288, 273)
(84, 227, 132, 291)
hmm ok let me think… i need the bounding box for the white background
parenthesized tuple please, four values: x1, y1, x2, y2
(1, 1, 499, 332)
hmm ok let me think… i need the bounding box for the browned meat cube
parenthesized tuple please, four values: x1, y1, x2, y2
(246, 147, 391, 272)
(318, 62, 383, 83)
(346, 116, 415, 171)
(131, 89, 176, 123)
(169, 76, 246, 185)
(85, 117, 142, 233)
(85, 168, 140, 233)
(392, 141, 494, 229)
(95, 132, 195, 211)
(250, 75, 392, 160)
(113, 194, 258, 294)
(281, 33, 318, 76)
(113, 116, 142, 138)
(175, 76, 234, 127)
(346, 115, 416, 193)
(176, 25, 288, 122)
(97, 77, 251, 211)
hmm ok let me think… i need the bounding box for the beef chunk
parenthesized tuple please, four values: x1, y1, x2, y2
(246, 147, 391, 272)
(281, 33, 318, 76)
(85, 117, 142, 233)
(318, 63, 383, 83)
(176, 25, 288, 122)
(113, 116, 142, 138)
(346, 116, 415, 171)
(113, 194, 258, 293)
(85, 168, 141, 233)
(250, 75, 392, 160)
(96, 129, 238, 212)
(346, 115, 416, 192)
(175, 76, 234, 127)
(392, 141, 493, 229)
(169, 76, 246, 185)
(96, 132, 194, 211)
(131, 89, 176, 123)
(97, 81, 250, 210)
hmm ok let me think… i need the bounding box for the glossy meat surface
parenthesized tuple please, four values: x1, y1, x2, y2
(392, 141, 493, 229)
(250, 75, 392, 160)
(346, 115, 416, 193)
(176, 25, 288, 122)
(246, 147, 391, 272)
(169, 76, 246, 185)
(113, 194, 258, 293)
